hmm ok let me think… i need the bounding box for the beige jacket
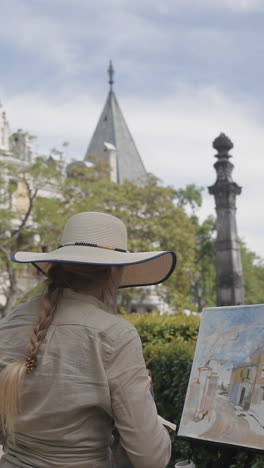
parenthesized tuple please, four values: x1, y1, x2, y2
(0, 289, 171, 468)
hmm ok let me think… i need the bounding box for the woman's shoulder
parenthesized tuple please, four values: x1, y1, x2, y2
(1, 296, 42, 322)
(99, 313, 139, 350)
(99, 315, 141, 365)
(104, 313, 136, 335)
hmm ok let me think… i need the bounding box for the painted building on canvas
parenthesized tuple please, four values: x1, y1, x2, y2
(186, 366, 219, 422)
(248, 345, 264, 412)
(229, 344, 264, 412)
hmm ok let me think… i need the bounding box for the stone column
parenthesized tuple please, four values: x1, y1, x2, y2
(0, 109, 10, 153)
(104, 142, 118, 183)
(208, 133, 244, 306)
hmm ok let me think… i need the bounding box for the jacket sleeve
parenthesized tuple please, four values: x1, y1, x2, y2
(105, 325, 171, 468)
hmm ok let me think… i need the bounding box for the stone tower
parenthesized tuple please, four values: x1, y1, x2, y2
(0, 103, 34, 162)
(84, 61, 146, 184)
(0, 104, 10, 153)
(208, 133, 244, 306)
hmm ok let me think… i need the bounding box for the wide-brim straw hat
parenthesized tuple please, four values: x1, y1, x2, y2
(11, 212, 177, 288)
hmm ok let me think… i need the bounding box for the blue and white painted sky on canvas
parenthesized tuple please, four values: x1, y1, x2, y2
(1, 0, 264, 257)
(195, 305, 264, 368)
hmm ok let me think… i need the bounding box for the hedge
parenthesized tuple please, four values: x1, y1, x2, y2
(122, 312, 200, 345)
(122, 312, 264, 468)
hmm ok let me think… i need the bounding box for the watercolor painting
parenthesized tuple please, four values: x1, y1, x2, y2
(178, 305, 264, 451)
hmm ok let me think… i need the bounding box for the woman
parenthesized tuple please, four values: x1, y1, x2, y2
(0, 211, 177, 468)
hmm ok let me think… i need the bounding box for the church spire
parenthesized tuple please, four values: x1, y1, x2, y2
(108, 60, 114, 90)
(84, 63, 146, 184)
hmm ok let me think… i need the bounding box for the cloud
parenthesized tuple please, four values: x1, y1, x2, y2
(139, 0, 264, 13)
(0, 0, 177, 99)
(48, 0, 264, 12)
(1, 0, 262, 108)
(188, 0, 264, 11)
(2, 81, 264, 258)
(0, 0, 86, 77)
(124, 86, 264, 256)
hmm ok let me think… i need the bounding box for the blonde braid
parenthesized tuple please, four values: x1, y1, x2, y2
(0, 262, 116, 440)
(25, 281, 63, 373)
(0, 265, 62, 439)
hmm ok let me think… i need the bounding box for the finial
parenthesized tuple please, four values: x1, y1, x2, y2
(108, 60, 114, 90)
(213, 133, 233, 159)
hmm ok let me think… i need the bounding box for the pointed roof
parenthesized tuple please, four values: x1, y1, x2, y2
(84, 64, 146, 184)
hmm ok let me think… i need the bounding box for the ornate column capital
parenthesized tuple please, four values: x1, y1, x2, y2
(213, 132, 233, 159)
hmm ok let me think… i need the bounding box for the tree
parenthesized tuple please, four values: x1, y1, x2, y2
(174, 185, 217, 310)
(175, 183, 203, 215)
(2, 150, 263, 317)
(191, 216, 216, 310)
(241, 243, 264, 305)
(60, 166, 199, 311)
(0, 156, 63, 317)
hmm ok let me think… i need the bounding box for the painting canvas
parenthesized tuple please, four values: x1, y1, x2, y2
(178, 304, 264, 451)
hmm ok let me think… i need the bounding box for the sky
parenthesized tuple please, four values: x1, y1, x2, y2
(195, 305, 264, 367)
(0, 0, 264, 258)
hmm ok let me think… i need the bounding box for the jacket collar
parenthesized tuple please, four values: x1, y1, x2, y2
(62, 288, 109, 312)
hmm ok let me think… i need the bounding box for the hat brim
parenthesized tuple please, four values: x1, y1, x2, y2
(11, 246, 176, 288)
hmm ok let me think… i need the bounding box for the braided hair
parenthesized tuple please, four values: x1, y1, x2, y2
(25, 267, 64, 373)
(0, 262, 113, 441)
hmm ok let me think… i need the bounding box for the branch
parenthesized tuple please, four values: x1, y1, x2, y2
(0, 245, 16, 290)
(12, 183, 38, 241)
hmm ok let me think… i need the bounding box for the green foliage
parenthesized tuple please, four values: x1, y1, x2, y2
(0, 156, 63, 315)
(241, 243, 264, 305)
(62, 167, 199, 311)
(15, 281, 45, 305)
(2, 149, 264, 318)
(123, 313, 197, 466)
(191, 215, 217, 310)
(175, 184, 203, 214)
(33, 196, 64, 250)
(252, 458, 264, 468)
(0, 155, 201, 314)
(144, 340, 195, 466)
(122, 312, 200, 345)
(173, 184, 217, 311)
(124, 313, 264, 468)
